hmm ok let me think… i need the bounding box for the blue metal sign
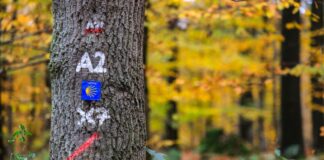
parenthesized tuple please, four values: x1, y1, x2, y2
(81, 80, 101, 101)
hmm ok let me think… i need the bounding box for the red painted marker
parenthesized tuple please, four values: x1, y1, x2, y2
(84, 28, 104, 34)
(67, 132, 99, 160)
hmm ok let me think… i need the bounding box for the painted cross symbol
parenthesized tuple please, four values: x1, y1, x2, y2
(96, 108, 110, 126)
(77, 107, 111, 127)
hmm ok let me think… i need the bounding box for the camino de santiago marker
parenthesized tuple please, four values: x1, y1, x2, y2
(81, 80, 101, 101)
(67, 17, 109, 160)
(50, 2, 146, 159)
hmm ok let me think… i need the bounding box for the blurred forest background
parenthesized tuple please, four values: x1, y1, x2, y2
(0, 0, 323, 159)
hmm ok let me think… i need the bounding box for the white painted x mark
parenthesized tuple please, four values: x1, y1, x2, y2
(77, 107, 111, 127)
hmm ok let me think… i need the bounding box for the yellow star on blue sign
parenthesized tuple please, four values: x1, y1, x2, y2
(81, 80, 101, 101)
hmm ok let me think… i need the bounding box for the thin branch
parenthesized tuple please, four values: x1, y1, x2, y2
(1, 52, 49, 66)
(7, 43, 49, 52)
(7, 59, 49, 72)
(0, 29, 51, 46)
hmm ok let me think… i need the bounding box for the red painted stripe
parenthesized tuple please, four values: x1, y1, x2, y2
(66, 132, 99, 160)
(84, 28, 104, 34)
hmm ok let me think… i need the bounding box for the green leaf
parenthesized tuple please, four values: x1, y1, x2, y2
(145, 147, 166, 160)
(14, 153, 27, 160)
(18, 124, 25, 131)
(274, 149, 287, 160)
(28, 152, 36, 158)
(25, 131, 32, 136)
(13, 131, 22, 137)
(19, 136, 25, 143)
(284, 145, 299, 158)
(274, 149, 281, 157)
(8, 139, 15, 144)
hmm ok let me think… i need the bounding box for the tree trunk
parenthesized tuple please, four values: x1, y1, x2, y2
(239, 89, 254, 143)
(164, 17, 180, 149)
(0, 2, 8, 158)
(280, 0, 304, 157)
(257, 77, 266, 151)
(311, 0, 324, 153)
(144, 0, 150, 141)
(49, 1, 146, 159)
(164, 46, 179, 149)
(0, 73, 7, 159)
(143, 3, 151, 159)
(27, 67, 37, 151)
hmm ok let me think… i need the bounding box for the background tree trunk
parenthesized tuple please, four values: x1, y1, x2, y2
(0, 72, 7, 159)
(239, 88, 253, 143)
(311, 0, 324, 153)
(164, 44, 179, 149)
(0, 1, 8, 156)
(144, 0, 150, 142)
(257, 77, 266, 151)
(280, 0, 304, 157)
(164, 16, 180, 150)
(49, 1, 146, 159)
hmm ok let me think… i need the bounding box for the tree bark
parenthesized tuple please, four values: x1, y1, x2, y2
(49, 1, 146, 159)
(0, 73, 7, 159)
(280, 0, 304, 157)
(257, 77, 266, 151)
(239, 89, 253, 143)
(164, 17, 180, 149)
(144, 0, 150, 141)
(0, 1, 8, 158)
(164, 46, 179, 149)
(310, 0, 324, 153)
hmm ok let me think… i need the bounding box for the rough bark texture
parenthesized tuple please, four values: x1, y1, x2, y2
(49, 1, 146, 159)
(280, 0, 304, 157)
(311, 0, 324, 153)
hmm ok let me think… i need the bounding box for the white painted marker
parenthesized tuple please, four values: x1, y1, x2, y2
(76, 52, 94, 73)
(93, 51, 107, 73)
(77, 107, 111, 127)
(77, 108, 95, 126)
(96, 108, 110, 126)
(86, 21, 94, 29)
(76, 52, 107, 73)
(85, 20, 104, 34)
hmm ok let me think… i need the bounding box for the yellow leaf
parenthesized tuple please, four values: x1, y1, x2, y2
(320, 126, 324, 137)
(292, 7, 299, 14)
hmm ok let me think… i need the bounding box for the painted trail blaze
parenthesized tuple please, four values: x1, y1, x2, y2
(67, 132, 99, 160)
(85, 28, 104, 34)
(81, 80, 101, 101)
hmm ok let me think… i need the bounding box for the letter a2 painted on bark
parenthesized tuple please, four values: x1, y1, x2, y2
(49, 1, 147, 159)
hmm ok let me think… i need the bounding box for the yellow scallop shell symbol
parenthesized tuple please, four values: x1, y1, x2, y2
(85, 86, 97, 97)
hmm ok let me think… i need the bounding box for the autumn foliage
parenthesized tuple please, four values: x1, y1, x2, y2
(0, 0, 323, 159)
